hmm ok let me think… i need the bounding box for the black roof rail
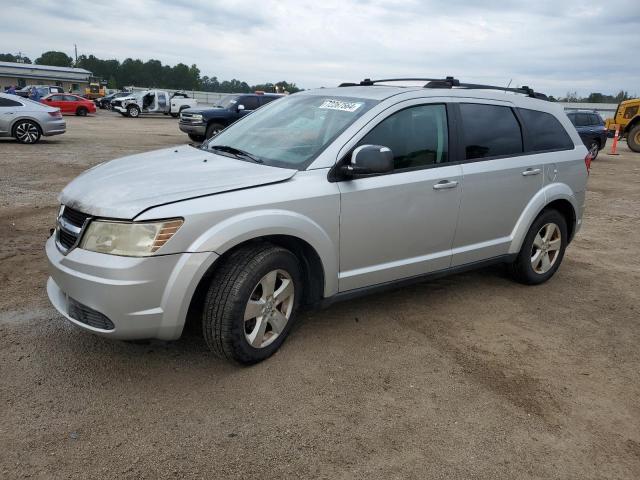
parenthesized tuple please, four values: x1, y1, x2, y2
(338, 76, 547, 100)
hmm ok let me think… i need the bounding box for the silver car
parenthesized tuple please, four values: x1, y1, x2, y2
(46, 78, 589, 363)
(0, 93, 66, 143)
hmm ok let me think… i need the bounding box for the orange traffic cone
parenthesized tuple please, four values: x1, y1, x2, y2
(608, 125, 620, 155)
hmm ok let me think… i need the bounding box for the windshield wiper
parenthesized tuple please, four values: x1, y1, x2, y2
(209, 145, 263, 163)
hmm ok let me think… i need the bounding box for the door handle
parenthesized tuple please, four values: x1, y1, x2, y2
(433, 180, 459, 190)
(522, 168, 541, 176)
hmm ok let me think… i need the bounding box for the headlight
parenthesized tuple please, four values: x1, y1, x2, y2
(79, 219, 183, 257)
(186, 113, 203, 121)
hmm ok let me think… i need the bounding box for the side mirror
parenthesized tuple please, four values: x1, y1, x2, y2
(343, 145, 394, 177)
(237, 104, 245, 111)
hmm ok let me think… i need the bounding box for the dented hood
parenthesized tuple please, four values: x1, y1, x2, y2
(60, 145, 297, 219)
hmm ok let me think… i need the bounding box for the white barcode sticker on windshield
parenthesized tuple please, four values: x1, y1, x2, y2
(319, 99, 363, 112)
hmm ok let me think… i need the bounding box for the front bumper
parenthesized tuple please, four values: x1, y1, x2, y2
(179, 122, 206, 136)
(42, 119, 66, 136)
(113, 105, 126, 113)
(45, 236, 218, 340)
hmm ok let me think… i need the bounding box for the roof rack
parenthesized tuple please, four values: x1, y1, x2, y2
(338, 76, 548, 100)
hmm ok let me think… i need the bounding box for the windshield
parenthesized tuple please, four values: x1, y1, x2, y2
(214, 95, 239, 109)
(205, 94, 378, 169)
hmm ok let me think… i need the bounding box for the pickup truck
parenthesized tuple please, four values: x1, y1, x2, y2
(111, 90, 197, 118)
(178, 93, 283, 141)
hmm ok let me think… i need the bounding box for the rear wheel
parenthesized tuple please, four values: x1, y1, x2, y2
(206, 122, 224, 139)
(76, 107, 88, 116)
(627, 124, 640, 153)
(509, 209, 567, 285)
(588, 140, 600, 159)
(202, 243, 301, 364)
(13, 120, 41, 144)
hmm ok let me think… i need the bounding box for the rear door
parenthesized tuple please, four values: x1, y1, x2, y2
(63, 95, 80, 113)
(451, 101, 543, 266)
(337, 101, 462, 291)
(238, 96, 259, 117)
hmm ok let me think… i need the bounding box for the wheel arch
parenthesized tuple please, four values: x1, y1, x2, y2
(509, 185, 579, 254)
(183, 234, 328, 335)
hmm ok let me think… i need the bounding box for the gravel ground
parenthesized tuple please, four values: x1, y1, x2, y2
(1, 111, 639, 479)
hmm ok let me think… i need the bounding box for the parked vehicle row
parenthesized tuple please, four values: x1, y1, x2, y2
(46, 78, 590, 364)
(94, 91, 132, 109)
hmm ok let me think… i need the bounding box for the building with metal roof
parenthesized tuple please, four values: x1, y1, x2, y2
(0, 61, 92, 93)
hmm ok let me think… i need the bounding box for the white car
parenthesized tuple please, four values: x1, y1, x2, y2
(111, 90, 197, 118)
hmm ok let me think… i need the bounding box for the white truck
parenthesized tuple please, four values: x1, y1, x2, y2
(111, 90, 197, 118)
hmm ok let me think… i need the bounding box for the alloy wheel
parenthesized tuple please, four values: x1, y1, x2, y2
(243, 269, 295, 349)
(588, 142, 599, 159)
(15, 122, 39, 143)
(530, 222, 562, 274)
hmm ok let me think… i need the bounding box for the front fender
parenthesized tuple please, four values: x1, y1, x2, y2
(189, 209, 339, 297)
(508, 183, 578, 254)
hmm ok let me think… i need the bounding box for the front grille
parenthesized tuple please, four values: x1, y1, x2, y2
(62, 206, 89, 227)
(58, 228, 77, 249)
(68, 297, 115, 330)
(56, 206, 90, 253)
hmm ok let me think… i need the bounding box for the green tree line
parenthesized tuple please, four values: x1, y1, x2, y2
(1, 50, 301, 94)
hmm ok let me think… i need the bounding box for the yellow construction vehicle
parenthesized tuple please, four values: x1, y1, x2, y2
(605, 98, 640, 152)
(84, 77, 107, 100)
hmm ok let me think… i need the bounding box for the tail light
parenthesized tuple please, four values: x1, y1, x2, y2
(48, 110, 62, 118)
(584, 152, 592, 175)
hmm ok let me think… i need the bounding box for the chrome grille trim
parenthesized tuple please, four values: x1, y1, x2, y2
(55, 206, 91, 254)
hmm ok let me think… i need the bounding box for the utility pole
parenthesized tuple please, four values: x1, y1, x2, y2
(74, 44, 78, 65)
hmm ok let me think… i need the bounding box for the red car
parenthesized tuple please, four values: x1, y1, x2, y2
(41, 94, 96, 116)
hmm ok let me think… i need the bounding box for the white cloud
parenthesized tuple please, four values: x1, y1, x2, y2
(1, 0, 638, 96)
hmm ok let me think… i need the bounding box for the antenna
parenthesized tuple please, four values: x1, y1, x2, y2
(74, 44, 78, 65)
(505, 79, 512, 93)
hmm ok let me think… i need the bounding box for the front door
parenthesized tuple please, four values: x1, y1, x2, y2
(337, 103, 462, 291)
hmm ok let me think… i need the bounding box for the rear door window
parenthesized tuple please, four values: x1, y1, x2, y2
(0, 97, 22, 107)
(459, 103, 523, 159)
(518, 108, 574, 152)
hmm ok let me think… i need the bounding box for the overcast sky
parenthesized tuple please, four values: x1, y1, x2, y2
(1, 0, 638, 96)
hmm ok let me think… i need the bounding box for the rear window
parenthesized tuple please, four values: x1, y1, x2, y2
(459, 103, 523, 159)
(518, 108, 574, 152)
(0, 97, 22, 107)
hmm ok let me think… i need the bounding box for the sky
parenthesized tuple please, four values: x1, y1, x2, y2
(1, 0, 639, 97)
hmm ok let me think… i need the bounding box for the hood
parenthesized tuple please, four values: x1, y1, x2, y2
(183, 107, 227, 115)
(59, 145, 297, 219)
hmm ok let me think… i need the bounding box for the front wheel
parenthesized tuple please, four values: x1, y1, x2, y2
(588, 141, 599, 159)
(127, 105, 140, 118)
(188, 133, 205, 142)
(206, 122, 224, 139)
(202, 243, 302, 364)
(509, 209, 567, 285)
(628, 124, 640, 153)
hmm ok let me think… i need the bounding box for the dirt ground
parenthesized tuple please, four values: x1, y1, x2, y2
(1, 111, 639, 480)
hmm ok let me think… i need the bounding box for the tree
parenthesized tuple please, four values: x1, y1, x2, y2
(0, 53, 31, 63)
(35, 51, 73, 67)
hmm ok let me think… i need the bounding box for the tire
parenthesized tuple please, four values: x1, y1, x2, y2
(628, 124, 640, 153)
(202, 243, 302, 364)
(587, 140, 599, 159)
(188, 133, 205, 142)
(127, 105, 140, 118)
(76, 107, 88, 116)
(509, 209, 567, 285)
(13, 120, 41, 144)
(206, 122, 225, 139)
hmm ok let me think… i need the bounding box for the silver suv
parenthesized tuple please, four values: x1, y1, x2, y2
(46, 78, 589, 364)
(0, 93, 66, 143)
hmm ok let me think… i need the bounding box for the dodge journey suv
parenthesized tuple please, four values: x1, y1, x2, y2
(46, 77, 590, 364)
